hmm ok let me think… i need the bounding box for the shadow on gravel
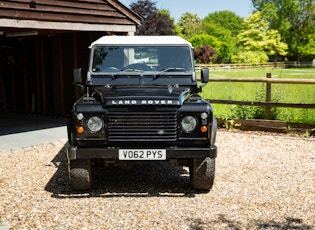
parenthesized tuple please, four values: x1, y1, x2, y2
(45, 144, 202, 198)
(0, 113, 66, 135)
(188, 215, 313, 230)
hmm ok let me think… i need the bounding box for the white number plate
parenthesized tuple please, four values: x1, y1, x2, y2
(119, 149, 166, 160)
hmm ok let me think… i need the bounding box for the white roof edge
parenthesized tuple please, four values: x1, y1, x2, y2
(89, 36, 192, 48)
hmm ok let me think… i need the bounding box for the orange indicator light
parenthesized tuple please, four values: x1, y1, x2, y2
(77, 126, 84, 134)
(200, 126, 208, 133)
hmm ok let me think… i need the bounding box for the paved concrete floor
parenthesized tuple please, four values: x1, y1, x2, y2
(0, 113, 67, 150)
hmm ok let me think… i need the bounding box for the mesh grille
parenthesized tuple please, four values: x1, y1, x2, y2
(107, 109, 177, 141)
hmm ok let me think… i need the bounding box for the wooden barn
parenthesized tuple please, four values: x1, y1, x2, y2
(0, 0, 141, 116)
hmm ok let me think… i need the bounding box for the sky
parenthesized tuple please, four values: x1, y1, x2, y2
(119, 0, 253, 22)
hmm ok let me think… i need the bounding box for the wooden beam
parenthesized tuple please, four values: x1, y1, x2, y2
(0, 3, 125, 19)
(0, 10, 134, 25)
(216, 118, 315, 133)
(1, 0, 117, 12)
(208, 99, 315, 109)
(107, 0, 142, 25)
(0, 19, 136, 32)
(4, 0, 117, 12)
(210, 78, 315, 84)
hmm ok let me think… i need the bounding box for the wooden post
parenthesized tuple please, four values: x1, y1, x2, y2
(40, 37, 47, 113)
(35, 36, 41, 113)
(57, 34, 64, 115)
(265, 72, 272, 119)
(73, 33, 80, 100)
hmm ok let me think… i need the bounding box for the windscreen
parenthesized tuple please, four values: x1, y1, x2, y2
(91, 46, 193, 74)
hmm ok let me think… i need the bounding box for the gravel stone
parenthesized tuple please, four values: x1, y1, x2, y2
(0, 130, 314, 229)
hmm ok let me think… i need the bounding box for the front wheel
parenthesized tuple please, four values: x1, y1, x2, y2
(68, 159, 93, 190)
(190, 157, 215, 191)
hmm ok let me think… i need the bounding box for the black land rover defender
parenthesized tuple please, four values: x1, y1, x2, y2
(67, 36, 217, 191)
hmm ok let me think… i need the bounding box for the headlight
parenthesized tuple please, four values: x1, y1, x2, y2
(87, 116, 103, 133)
(181, 116, 197, 133)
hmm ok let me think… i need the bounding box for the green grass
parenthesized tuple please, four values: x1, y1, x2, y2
(199, 68, 315, 123)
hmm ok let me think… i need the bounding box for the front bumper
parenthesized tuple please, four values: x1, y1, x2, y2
(67, 146, 217, 160)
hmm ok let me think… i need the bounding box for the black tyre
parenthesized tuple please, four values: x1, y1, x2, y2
(190, 157, 215, 191)
(69, 159, 92, 190)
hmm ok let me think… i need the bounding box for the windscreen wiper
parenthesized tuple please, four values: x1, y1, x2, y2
(153, 67, 186, 78)
(111, 69, 143, 78)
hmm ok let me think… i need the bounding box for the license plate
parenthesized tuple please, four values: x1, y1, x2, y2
(119, 149, 166, 160)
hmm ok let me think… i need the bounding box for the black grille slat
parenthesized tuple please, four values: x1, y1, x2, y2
(108, 110, 177, 141)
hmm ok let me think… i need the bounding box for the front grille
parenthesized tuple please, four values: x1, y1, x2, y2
(107, 109, 177, 141)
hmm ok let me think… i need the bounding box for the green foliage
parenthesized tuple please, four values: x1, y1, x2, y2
(237, 11, 288, 60)
(199, 68, 315, 123)
(190, 35, 220, 64)
(252, 0, 315, 61)
(203, 11, 244, 37)
(232, 85, 282, 119)
(128, 0, 314, 62)
(176, 10, 242, 63)
(202, 16, 238, 63)
(177, 12, 203, 39)
(189, 34, 221, 48)
(233, 105, 265, 119)
(298, 34, 315, 58)
(223, 119, 241, 131)
(231, 51, 269, 64)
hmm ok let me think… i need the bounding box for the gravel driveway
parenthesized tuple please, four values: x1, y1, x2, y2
(0, 130, 314, 229)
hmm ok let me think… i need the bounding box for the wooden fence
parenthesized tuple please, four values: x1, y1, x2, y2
(203, 73, 315, 120)
(195, 61, 315, 70)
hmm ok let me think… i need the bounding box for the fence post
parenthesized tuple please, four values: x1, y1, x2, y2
(265, 72, 272, 119)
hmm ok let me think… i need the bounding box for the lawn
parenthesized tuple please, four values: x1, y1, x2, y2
(199, 68, 315, 123)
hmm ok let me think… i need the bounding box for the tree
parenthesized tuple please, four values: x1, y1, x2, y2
(189, 34, 220, 64)
(129, 0, 175, 35)
(203, 11, 244, 37)
(251, 0, 315, 60)
(231, 51, 269, 64)
(202, 22, 236, 63)
(177, 12, 203, 39)
(201, 11, 246, 63)
(235, 11, 287, 63)
(189, 34, 221, 51)
(177, 11, 245, 63)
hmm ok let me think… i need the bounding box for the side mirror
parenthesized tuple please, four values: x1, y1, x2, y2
(73, 68, 82, 84)
(200, 68, 209, 83)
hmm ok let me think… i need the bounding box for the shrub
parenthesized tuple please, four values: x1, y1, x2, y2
(231, 85, 282, 120)
(194, 44, 217, 64)
(231, 51, 269, 64)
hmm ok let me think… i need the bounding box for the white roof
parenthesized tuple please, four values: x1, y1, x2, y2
(90, 36, 192, 48)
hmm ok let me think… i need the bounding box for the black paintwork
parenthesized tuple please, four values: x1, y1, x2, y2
(68, 50, 217, 161)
